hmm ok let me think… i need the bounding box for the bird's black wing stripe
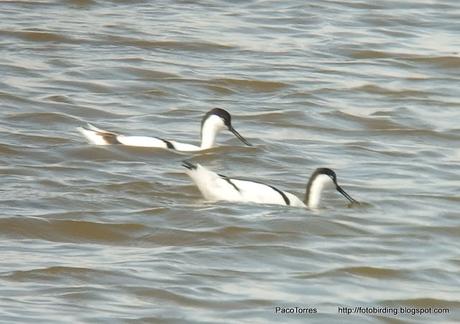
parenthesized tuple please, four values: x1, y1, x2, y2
(227, 176, 290, 206)
(268, 185, 290, 205)
(161, 139, 175, 150)
(219, 174, 240, 192)
(182, 161, 197, 170)
(100, 133, 121, 144)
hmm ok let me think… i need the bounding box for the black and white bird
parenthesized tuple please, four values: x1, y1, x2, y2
(183, 162, 358, 209)
(77, 108, 251, 152)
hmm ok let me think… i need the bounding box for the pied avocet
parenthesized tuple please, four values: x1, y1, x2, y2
(77, 108, 251, 152)
(183, 162, 358, 208)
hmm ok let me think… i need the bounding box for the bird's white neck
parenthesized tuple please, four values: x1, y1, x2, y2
(200, 115, 225, 149)
(306, 174, 334, 209)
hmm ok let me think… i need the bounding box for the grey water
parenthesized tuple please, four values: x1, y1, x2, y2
(1, 0, 459, 323)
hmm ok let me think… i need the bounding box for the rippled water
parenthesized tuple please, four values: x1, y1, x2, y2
(1, 1, 460, 323)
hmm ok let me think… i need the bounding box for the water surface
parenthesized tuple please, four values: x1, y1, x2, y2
(1, 0, 459, 323)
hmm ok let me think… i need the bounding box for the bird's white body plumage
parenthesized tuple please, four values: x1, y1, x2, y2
(78, 124, 204, 151)
(184, 163, 306, 208)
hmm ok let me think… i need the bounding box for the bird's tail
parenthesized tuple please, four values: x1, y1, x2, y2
(77, 123, 118, 145)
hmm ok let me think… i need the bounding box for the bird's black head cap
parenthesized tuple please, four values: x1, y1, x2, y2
(201, 108, 231, 128)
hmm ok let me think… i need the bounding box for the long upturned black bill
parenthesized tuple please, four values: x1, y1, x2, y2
(229, 126, 251, 146)
(336, 185, 358, 204)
